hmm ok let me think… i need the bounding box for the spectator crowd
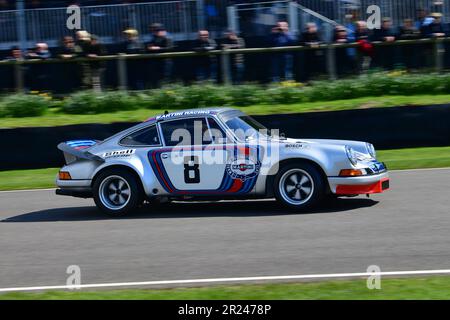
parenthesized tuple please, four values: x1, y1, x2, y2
(1, 8, 449, 92)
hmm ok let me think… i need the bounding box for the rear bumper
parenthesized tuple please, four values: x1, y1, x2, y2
(56, 179, 91, 188)
(56, 188, 92, 198)
(328, 172, 390, 195)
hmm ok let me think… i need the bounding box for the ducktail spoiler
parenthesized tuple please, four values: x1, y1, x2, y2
(57, 140, 105, 163)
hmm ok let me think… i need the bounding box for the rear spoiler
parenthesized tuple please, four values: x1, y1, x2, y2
(58, 140, 105, 164)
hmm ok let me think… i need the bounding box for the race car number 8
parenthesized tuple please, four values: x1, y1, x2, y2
(184, 156, 200, 184)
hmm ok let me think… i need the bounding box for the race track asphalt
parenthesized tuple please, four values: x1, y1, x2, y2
(0, 168, 449, 290)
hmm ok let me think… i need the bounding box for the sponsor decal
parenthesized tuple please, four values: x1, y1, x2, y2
(155, 110, 216, 121)
(370, 161, 386, 173)
(103, 149, 135, 158)
(285, 143, 308, 149)
(226, 157, 261, 181)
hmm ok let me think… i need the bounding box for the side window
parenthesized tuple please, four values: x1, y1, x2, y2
(160, 118, 210, 146)
(120, 125, 160, 146)
(206, 117, 229, 144)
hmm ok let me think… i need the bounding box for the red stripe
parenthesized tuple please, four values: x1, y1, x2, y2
(238, 147, 250, 157)
(227, 179, 243, 193)
(152, 152, 174, 193)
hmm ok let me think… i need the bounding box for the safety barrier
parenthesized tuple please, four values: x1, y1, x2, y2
(0, 36, 448, 91)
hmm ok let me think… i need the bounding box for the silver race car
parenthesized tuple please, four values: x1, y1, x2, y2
(56, 108, 389, 216)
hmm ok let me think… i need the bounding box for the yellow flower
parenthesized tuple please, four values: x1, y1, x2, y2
(387, 70, 407, 77)
(280, 80, 304, 88)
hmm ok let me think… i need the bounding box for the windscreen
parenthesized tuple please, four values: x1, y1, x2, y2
(224, 116, 270, 141)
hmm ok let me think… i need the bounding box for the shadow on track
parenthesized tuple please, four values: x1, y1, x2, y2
(2, 198, 379, 223)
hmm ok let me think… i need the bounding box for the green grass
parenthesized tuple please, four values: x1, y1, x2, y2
(378, 146, 450, 170)
(1, 94, 450, 129)
(1, 146, 449, 191)
(0, 168, 58, 191)
(2, 276, 450, 300)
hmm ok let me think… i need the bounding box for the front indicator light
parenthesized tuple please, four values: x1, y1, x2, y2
(339, 169, 364, 177)
(59, 171, 72, 180)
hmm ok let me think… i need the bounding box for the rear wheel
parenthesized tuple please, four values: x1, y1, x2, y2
(274, 162, 325, 211)
(93, 169, 143, 216)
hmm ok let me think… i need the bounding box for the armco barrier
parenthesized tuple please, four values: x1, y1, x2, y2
(1, 104, 449, 171)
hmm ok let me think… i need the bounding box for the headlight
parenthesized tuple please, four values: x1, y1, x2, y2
(345, 146, 358, 166)
(366, 143, 376, 159)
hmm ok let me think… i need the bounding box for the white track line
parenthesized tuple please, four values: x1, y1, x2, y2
(1, 167, 449, 194)
(0, 188, 56, 194)
(1, 269, 450, 293)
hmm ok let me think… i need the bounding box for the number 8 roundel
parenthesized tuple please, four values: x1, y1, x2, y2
(148, 146, 260, 195)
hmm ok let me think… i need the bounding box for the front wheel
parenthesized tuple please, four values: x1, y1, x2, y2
(273, 162, 325, 211)
(93, 169, 143, 216)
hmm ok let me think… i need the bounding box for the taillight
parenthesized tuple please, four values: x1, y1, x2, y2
(58, 171, 72, 180)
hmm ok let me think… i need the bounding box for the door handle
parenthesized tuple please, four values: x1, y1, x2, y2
(161, 153, 169, 159)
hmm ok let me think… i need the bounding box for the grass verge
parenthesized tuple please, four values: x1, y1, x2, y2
(0, 146, 449, 191)
(1, 276, 450, 300)
(1, 94, 450, 129)
(0, 168, 58, 191)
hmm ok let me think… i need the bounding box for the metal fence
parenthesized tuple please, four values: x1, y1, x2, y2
(0, 1, 219, 50)
(299, 0, 450, 25)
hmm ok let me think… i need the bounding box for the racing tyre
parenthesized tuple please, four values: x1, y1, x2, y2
(93, 169, 143, 216)
(274, 162, 325, 211)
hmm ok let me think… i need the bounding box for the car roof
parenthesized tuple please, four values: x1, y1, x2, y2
(96, 108, 243, 148)
(145, 107, 236, 123)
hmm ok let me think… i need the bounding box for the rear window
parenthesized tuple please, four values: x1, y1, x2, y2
(120, 125, 160, 146)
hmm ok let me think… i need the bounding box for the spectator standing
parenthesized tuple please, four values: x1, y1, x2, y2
(74, 30, 93, 89)
(5, 46, 23, 61)
(221, 30, 246, 84)
(372, 18, 398, 69)
(193, 30, 217, 82)
(372, 18, 397, 42)
(27, 43, 51, 60)
(2, 46, 24, 92)
(59, 36, 77, 59)
(300, 22, 323, 81)
(58, 36, 80, 92)
(148, 23, 164, 43)
(415, 8, 430, 31)
(354, 21, 373, 72)
(121, 28, 144, 54)
(423, 13, 446, 70)
(334, 25, 348, 44)
(147, 25, 174, 87)
(333, 25, 353, 76)
(74, 30, 106, 90)
(399, 19, 421, 39)
(120, 28, 145, 90)
(89, 35, 107, 91)
(27, 43, 52, 92)
(399, 18, 421, 69)
(425, 13, 446, 38)
(270, 21, 296, 82)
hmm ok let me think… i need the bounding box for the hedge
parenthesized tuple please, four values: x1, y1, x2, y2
(2, 72, 450, 117)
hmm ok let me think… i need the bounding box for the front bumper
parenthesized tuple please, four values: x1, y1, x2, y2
(328, 172, 390, 195)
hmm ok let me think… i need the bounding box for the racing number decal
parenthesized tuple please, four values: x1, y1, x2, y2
(184, 156, 200, 184)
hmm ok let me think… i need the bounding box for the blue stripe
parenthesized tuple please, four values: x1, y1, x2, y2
(148, 148, 259, 195)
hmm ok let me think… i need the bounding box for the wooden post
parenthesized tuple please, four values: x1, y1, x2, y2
(117, 53, 128, 91)
(221, 49, 231, 85)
